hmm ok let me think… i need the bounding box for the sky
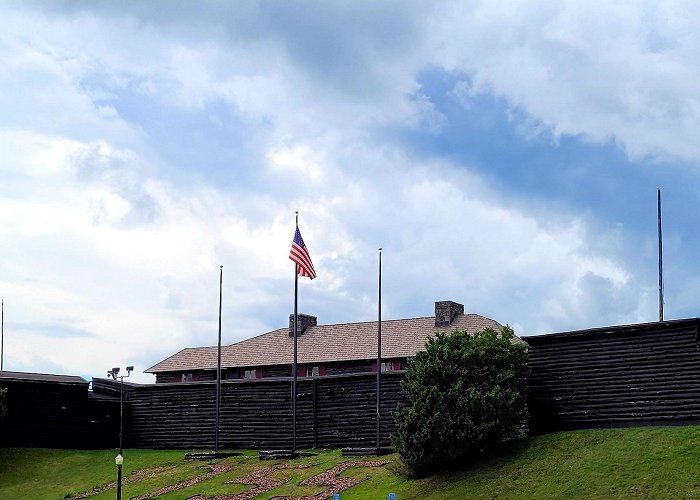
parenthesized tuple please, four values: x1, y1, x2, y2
(1, 1, 700, 383)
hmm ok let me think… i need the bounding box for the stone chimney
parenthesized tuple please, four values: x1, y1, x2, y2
(435, 300, 464, 327)
(289, 314, 318, 337)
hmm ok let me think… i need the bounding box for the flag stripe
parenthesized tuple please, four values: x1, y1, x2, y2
(290, 246, 313, 271)
(289, 227, 316, 279)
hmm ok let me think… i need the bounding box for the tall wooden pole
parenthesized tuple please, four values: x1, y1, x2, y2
(215, 265, 223, 452)
(292, 212, 299, 453)
(658, 188, 664, 322)
(376, 248, 382, 451)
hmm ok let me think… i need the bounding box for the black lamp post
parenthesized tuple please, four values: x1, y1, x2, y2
(108, 365, 133, 499)
(108, 365, 133, 454)
(115, 453, 123, 500)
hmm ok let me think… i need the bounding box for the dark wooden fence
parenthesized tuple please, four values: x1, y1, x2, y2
(8, 318, 700, 450)
(0, 372, 119, 448)
(526, 318, 700, 433)
(106, 372, 407, 450)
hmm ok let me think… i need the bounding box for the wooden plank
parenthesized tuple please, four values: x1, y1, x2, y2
(528, 320, 700, 433)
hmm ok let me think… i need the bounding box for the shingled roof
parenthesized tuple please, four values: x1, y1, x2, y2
(0, 370, 87, 385)
(145, 311, 502, 374)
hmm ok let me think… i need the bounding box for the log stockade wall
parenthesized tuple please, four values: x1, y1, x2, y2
(120, 371, 406, 450)
(0, 375, 118, 449)
(526, 318, 700, 434)
(8, 318, 700, 450)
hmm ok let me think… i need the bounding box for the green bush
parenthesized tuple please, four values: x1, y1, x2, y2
(392, 326, 528, 477)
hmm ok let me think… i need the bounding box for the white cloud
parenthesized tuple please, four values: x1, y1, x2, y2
(0, 127, 637, 381)
(267, 145, 327, 184)
(0, 132, 284, 381)
(0, 1, 684, 383)
(429, 1, 700, 162)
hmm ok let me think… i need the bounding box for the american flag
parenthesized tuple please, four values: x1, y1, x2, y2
(289, 227, 316, 279)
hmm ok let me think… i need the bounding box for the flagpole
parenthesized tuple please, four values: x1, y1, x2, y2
(288, 213, 315, 455)
(1, 300, 4, 371)
(658, 188, 664, 322)
(292, 212, 299, 453)
(215, 265, 223, 453)
(376, 248, 382, 452)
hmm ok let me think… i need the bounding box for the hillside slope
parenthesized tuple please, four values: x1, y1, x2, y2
(1, 426, 700, 499)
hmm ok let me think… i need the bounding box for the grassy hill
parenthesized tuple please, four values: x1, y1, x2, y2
(2, 425, 700, 499)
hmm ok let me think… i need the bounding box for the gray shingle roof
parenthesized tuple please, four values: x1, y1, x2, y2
(0, 370, 87, 385)
(145, 313, 503, 373)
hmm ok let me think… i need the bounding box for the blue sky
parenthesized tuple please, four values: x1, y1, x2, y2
(1, 1, 700, 382)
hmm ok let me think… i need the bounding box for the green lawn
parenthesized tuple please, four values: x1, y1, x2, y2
(2, 426, 700, 499)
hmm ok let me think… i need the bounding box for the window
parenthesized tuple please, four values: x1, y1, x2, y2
(381, 361, 400, 372)
(181, 372, 197, 382)
(303, 366, 325, 377)
(242, 369, 262, 379)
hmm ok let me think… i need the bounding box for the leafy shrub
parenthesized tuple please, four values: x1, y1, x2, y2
(392, 326, 528, 477)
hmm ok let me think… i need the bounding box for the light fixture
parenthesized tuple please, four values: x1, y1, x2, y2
(107, 365, 133, 456)
(115, 453, 124, 500)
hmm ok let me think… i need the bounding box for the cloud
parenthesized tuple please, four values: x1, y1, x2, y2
(0, 1, 683, 383)
(12, 1, 700, 165)
(0, 126, 637, 381)
(256, 143, 639, 336)
(429, 1, 700, 162)
(267, 145, 327, 185)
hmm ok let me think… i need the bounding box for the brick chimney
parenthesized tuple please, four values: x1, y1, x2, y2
(435, 300, 464, 327)
(289, 314, 318, 337)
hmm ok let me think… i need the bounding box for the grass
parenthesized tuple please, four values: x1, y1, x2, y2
(399, 426, 700, 499)
(2, 426, 700, 498)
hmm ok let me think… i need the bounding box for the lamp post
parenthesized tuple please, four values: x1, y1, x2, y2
(108, 366, 133, 454)
(115, 453, 123, 500)
(109, 366, 132, 500)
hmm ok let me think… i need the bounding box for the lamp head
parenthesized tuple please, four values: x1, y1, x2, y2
(115, 453, 123, 465)
(126, 366, 134, 373)
(112, 367, 120, 375)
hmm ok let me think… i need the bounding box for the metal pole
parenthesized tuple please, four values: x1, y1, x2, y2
(116, 463, 122, 500)
(376, 248, 382, 451)
(1, 300, 4, 371)
(119, 376, 123, 455)
(216, 265, 223, 453)
(658, 188, 664, 322)
(292, 212, 299, 453)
